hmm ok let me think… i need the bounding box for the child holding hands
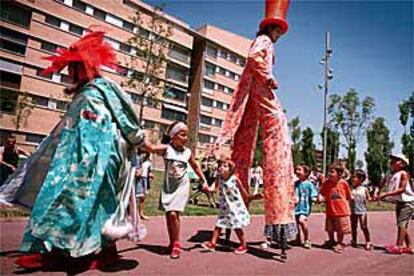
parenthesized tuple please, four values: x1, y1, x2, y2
(294, 165, 318, 249)
(350, 169, 372, 250)
(202, 156, 251, 254)
(144, 121, 209, 259)
(319, 163, 353, 253)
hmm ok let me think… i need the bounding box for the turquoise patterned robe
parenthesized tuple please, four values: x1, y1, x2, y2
(0, 77, 144, 257)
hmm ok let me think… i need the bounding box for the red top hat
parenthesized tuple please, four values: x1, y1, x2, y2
(259, 0, 290, 34)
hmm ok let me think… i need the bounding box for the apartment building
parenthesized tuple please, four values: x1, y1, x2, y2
(0, 0, 251, 167)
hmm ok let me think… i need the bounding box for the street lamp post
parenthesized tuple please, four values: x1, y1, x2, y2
(321, 31, 333, 176)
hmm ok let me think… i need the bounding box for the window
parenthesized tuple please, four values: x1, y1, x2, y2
(106, 14, 123, 27)
(139, 28, 150, 39)
(201, 97, 213, 107)
(41, 41, 58, 53)
(230, 55, 237, 63)
(0, 88, 17, 113)
(214, 119, 223, 127)
(45, 15, 61, 27)
(218, 67, 226, 75)
(228, 88, 234, 94)
(239, 58, 246, 67)
(105, 38, 120, 50)
(161, 107, 187, 122)
(56, 101, 68, 111)
(69, 24, 83, 36)
(129, 93, 143, 104)
(0, 27, 28, 55)
(166, 64, 188, 83)
(206, 46, 217, 58)
(120, 43, 131, 54)
(118, 66, 129, 77)
(123, 21, 134, 32)
(168, 44, 190, 63)
(0, 71, 21, 89)
(145, 98, 157, 108)
(60, 74, 72, 84)
(36, 69, 53, 80)
(205, 63, 215, 77)
(0, 1, 32, 27)
(73, 0, 87, 11)
(200, 115, 212, 125)
(216, 101, 224, 110)
(32, 95, 49, 107)
(199, 134, 215, 144)
(217, 84, 225, 91)
(0, 130, 13, 145)
(218, 50, 227, 58)
(143, 120, 156, 129)
(25, 133, 45, 144)
(93, 8, 106, 20)
(164, 87, 186, 102)
(204, 79, 215, 90)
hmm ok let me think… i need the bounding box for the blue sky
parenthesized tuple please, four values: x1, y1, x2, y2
(146, 0, 413, 161)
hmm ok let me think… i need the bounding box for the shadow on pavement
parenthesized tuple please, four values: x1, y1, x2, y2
(133, 244, 170, 256)
(187, 230, 212, 243)
(0, 250, 23, 257)
(13, 257, 139, 275)
(187, 230, 285, 262)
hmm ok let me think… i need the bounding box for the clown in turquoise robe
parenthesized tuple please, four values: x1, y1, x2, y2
(0, 77, 145, 257)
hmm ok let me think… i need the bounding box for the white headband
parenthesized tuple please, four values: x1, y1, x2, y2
(169, 122, 187, 138)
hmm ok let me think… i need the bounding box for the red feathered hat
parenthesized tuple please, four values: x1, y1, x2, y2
(259, 0, 290, 34)
(42, 29, 119, 80)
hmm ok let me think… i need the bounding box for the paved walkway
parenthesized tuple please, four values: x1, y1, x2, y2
(1, 212, 413, 275)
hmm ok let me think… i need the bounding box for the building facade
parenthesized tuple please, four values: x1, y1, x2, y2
(0, 0, 251, 168)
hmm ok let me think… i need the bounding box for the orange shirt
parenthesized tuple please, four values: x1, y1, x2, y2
(320, 179, 352, 217)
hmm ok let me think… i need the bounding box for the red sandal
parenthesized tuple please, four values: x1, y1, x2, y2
(170, 241, 181, 259)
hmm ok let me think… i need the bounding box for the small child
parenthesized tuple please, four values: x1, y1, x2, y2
(201, 156, 251, 254)
(251, 161, 264, 195)
(350, 169, 372, 250)
(294, 165, 318, 249)
(135, 150, 153, 221)
(144, 121, 208, 259)
(377, 154, 414, 254)
(319, 162, 352, 253)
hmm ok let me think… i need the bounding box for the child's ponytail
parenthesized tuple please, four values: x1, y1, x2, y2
(161, 133, 171, 144)
(161, 121, 180, 144)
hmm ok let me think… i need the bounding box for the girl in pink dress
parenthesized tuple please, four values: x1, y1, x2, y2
(215, 0, 296, 260)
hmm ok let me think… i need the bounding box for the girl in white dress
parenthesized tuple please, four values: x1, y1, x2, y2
(145, 121, 208, 259)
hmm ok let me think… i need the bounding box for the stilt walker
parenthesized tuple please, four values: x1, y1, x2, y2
(0, 29, 147, 270)
(215, 0, 296, 259)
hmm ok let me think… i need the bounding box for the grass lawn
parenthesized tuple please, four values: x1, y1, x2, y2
(0, 171, 394, 218)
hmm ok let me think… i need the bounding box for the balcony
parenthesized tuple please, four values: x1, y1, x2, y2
(168, 46, 190, 64)
(166, 64, 189, 84)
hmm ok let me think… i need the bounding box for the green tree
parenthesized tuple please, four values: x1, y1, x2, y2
(253, 127, 263, 164)
(328, 88, 375, 172)
(12, 91, 33, 131)
(301, 127, 317, 169)
(288, 116, 302, 166)
(398, 92, 414, 175)
(365, 117, 393, 186)
(124, 5, 173, 123)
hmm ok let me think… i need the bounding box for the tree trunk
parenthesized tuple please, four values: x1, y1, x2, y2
(138, 101, 144, 124)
